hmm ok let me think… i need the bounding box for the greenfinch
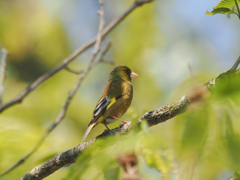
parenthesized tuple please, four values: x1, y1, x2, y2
(81, 65, 138, 142)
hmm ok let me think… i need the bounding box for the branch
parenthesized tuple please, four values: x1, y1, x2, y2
(65, 66, 84, 75)
(0, 0, 154, 113)
(94, 0, 105, 55)
(100, 59, 115, 65)
(0, 48, 8, 105)
(18, 56, 239, 180)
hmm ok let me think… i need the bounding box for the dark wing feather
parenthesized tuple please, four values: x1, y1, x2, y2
(93, 97, 110, 118)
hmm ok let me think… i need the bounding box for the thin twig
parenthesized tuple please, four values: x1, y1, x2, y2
(65, 66, 84, 74)
(0, 0, 153, 113)
(100, 59, 115, 65)
(0, 0, 107, 176)
(65, 59, 115, 75)
(94, 0, 105, 55)
(0, 48, 8, 105)
(230, 56, 240, 71)
(18, 57, 239, 180)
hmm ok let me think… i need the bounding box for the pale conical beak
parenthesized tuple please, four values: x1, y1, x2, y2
(130, 71, 138, 78)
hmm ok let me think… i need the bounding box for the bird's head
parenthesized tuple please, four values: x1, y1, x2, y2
(109, 65, 138, 81)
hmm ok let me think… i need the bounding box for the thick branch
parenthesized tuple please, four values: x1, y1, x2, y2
(0, 0, 153, 113)
(18, 56, 239, 180)
(18, 139, 96, 180)
(139, 96, 190, 126)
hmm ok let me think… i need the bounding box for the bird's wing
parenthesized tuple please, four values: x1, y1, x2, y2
(89, 81, 123, 125)
(93, 96, 112, 118)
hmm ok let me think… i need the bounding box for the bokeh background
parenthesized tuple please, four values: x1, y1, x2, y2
(0, 0, 240, 179)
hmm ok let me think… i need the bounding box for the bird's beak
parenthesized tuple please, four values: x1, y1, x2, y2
(130, 71, 138, 78)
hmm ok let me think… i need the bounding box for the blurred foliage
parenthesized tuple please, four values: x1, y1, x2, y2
(0, 0, 71, 82)
(0, 0, 239, 180)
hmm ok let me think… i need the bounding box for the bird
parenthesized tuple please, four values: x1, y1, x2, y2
(81, 65, 138, 142)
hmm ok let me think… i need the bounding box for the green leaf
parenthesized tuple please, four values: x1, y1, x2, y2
(206, 0, 240, 15)
(206, 8, 235, 15)
(214, 0, 240, 9)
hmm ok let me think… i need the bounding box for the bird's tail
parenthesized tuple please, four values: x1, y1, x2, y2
(81, 122, 96, 143)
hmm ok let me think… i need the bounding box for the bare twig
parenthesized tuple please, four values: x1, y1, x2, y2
(65, 66, 84, 74)
(94, 0, 105, 55)
(0, 0, 153, 113)
(0, 48, 8, 105)
(0, 1, 107, 176)
(100, 59, 115, 65)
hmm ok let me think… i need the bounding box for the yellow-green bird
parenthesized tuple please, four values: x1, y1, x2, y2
(81, 65, 138, 142)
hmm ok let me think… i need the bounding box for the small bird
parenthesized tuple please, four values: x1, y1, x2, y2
(81, 65, 138, 142)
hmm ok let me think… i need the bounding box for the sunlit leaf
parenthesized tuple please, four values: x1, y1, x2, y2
(206, 8, 235, 15)
(206, 0, 240, 16)
(214, 0, 240, 9)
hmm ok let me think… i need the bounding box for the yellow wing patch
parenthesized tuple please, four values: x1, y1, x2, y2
(106, 97, 117, 110)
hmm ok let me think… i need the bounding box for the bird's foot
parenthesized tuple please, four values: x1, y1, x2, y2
(104, 124, 110, 132)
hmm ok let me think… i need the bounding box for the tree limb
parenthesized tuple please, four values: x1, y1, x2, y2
(18, 56, 240, 180)
(0, 0, 154, 113)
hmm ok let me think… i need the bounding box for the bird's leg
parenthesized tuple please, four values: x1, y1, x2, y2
(113, 116, 128, 127)
(113, 116, 128, 124)
(104, 124, 110, 132)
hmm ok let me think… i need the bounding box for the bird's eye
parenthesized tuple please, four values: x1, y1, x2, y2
(125, 69, 131, 75)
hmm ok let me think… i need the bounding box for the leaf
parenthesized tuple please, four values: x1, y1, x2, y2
(206, 8, 235, 15)
(206, 0, 240, 15)
(214, 0, 240, 9)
